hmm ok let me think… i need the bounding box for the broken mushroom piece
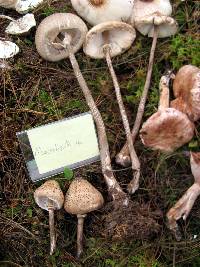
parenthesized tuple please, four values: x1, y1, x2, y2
(116, 12, 178, 168)
(64, 178, 104, 258)
(84, 21, 141, 194)
(167, 152, 200, 241)
(139, 72, 194, 153)
(0, 40, 19, 59)
(70, 0, 134, 26)
(170, 65, 200, 122)
(35, 13, 128, 205)
(0, 0, 44, 13)
(34, 180, 64, 255)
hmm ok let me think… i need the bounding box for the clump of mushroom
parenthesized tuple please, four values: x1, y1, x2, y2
(64, 178, 104, 258)
(170, 65, 200, 122)
(84, 21, 141, 193)
(116, 0, 178, 172)
(34, 180, 64, 255)
(140, 72, 194, 153)
(70, 0, 134, 26)
(35, 13, 129, 206)
(167, 152, 200, 241)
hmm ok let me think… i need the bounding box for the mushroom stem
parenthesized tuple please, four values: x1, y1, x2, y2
(61, 37, 128, 204)
(158, 71, 172, 110)
(115, 26, 158, 168)
(104, 45, 141, 194)
(48, 206, 56, 255)
(167, 183, 200, 241)
(77, 214, 86, 258)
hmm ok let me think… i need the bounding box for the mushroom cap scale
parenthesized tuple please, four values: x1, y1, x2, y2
(171, 65, 200, 121)
(140, 108, 194, 153)
(70, 0, 134, 26)
(34, 180, 64, 211)
(64, 178, 104, 215)
(35, 13, 88, 62)
(83, 21, 136, 59)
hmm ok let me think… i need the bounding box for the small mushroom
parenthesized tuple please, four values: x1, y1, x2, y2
(84, 21, 141, 193)
(116, 2, 178, 170)
(64, 178, 104, 258)
(34, 180, 64, 255)
(167, 152, 200, 241)
(70, 0, 134, 26)
(170, 65, 200, 122)
(35, 13, 128, 205)
(0, 40, 19, 59)
(139, 72, 194, 153)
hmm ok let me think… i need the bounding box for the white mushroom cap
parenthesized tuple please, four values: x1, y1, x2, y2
(64, 178, 104, 215)
(35, 13, 88, 62)
(135, 13, 178, 38)
(0, 40, 19, 59)
(171, 65, 200, 121)
(83, 21, 136, 59)
(34, 180, 64, 211)
(5, 14, 36, 35)
(140, 108, 194, 152)
(70, 0, 134, 26)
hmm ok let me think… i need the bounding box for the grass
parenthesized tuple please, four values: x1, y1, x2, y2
(0, 0, 200, 266)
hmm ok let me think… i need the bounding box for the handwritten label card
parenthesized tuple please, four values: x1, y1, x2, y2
(17, 113, 100, 182)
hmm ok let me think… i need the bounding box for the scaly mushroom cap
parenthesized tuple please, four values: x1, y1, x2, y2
(0, 40, 19, 59)
(190, 152, 200, 183)
(0, 0, 18, 9)
(64, 178, 104, 215)
(170, 65, 200, 121)
(35, 13, 88, 62)
(135, 13, 178, 37)
(34, 180, 64, 211)
(83, 21, 136, 59)
(70, 0, 134, 26)
(140, 108, 194, 152)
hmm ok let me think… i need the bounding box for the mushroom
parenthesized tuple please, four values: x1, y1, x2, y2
(0, 40, 19, 59)
(139, 72, 194, 153)
(83, 21, 141, 193)
(0, 0, 44, 13)
(34, 180, 64, 255)
(64, 177, 104, 258)
(170, 65, 200, 122)
(5, 14, 36, 35)
(35, 13, 129, 205)
(167, 152, 200, 241)
(70, 0, 134, 26)
(116, 1, 178, 170)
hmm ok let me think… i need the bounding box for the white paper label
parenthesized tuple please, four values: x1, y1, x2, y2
(27, 113, 99, 174)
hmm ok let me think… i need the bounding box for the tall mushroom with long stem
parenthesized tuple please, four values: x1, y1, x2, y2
(167, 152, 200, 241)
(64, 177, 104, 258)
(116, 0, 178, 171)
(34, 180, 64, 255)
(35, 13, 128, 205)
(83, 21, 141, 193)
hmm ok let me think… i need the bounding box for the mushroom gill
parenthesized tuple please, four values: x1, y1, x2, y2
(89, 0, 105, 7)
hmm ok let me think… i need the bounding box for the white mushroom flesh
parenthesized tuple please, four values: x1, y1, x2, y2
(5, 14, 36, 35)
(0, 40, 19, 59)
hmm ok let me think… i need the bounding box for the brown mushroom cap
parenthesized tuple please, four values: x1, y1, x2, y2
(190, 152, 200, 183)
(34, 180, 64, 211)
(35, 13, 88, 62)
(140, 108, 195, 152)
(170, 65, 200, 121)
(0, 0, 17, 9)
(64, 178, 104, 215)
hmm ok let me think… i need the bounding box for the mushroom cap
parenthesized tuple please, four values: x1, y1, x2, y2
(190, 152, 200, 183)
(35, 13, 88, 62)
(0, 0, 17, 9)
(5, 14, 36, 35)
(135, 13, 178, 38)
(140, 108, 194, 153)
(171, 65, 200, 121)
(70, 0, 134, 26)
(64, 178, 104, 215)
(0, 40, 19, 59)
(83, 21, 136, 59)
(15, 0, 44, 14)
(34, 180, 64, 211)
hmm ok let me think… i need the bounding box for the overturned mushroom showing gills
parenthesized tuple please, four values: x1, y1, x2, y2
(167, 152, 200, 241)
(70, 0, 134, 26)
(139, 72, 194, 153)
(34, 180, 64, 255)
(35, 13, 128, 204)
(116, 3, 178, 168)
(84, 21, 141, 194)
(171, 65, 200, 122)
(64, 178, 104, 258)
